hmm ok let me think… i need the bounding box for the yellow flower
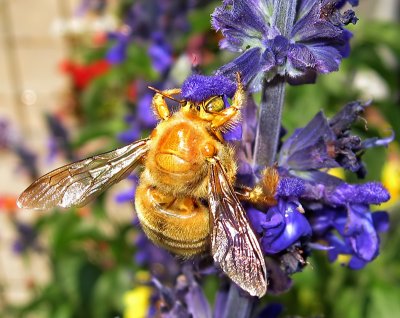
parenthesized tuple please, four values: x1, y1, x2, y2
(381, 157, 400, 208)
(123, 272, 152, 318)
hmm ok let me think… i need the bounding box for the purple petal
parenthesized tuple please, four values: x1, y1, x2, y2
(211, 0, 272, 51)
(372, 211, 390, 233)
(279, 112, 337, 170)
(216, 47, 266, 91)
(247, 207, 266, 233)
(345, 204, 379, 261)
(361, 131, 395, 149)
(261, 200, 312, 254)
(348, 256, 367, 270)
(309, 45, 342, 73)
(223, 123, 242, 141)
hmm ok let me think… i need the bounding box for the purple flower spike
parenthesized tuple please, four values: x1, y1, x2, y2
(257, 200, 312, 254)
(181, 74, 236, 102)
(212, 0, 358, 89)
(327, 182, 390, 206)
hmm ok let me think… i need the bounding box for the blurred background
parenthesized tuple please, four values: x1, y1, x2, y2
(0, 0, 399, 317)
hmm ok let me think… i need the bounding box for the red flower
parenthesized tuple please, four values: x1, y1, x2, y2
(60, 59, 110, 90)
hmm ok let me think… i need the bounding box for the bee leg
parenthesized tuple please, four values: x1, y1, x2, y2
(210, 73, 246, 129)
(152, 88, 182, 120)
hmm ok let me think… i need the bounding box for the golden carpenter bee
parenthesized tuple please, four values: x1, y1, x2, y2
(17, 74, 268, 297)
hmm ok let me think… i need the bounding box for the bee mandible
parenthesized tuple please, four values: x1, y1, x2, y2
(17, 73, 268, 297)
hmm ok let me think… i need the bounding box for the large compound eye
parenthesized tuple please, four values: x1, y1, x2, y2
(205, 96, 225, 113)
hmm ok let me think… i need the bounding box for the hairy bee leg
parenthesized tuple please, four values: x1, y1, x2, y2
(210, 73, 246, 129)
(152, 88, 182, 120)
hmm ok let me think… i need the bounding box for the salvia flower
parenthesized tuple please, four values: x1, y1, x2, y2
(279, 101, 394, 178)
(212, 0, 359, 90)
(308, 204, 389, 269)
(248, 200, 312, 254)
(226, 95, 391, 274)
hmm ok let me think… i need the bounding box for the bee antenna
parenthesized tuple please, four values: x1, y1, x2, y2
(148, 86, 184, 104)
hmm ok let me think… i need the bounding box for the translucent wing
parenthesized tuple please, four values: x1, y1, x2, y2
(208, 158, 267, 297)
(17, 139, 149, 210)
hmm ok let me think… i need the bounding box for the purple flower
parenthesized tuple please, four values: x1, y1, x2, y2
(151, 264, 212, 318)
(12, 221, 42, 254)
(279, 101, 394, 177)
(105, 0, 209, 66)
(212, 0, 358, 90)
(117, 83, 158, 144)
(309, 205, 389, 269)
(248, 200, 312, 254)
(148, 32, 173, 74)
(45, 114, 75, 162)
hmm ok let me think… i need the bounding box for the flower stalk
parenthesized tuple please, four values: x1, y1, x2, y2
(253, 0, 297, 167)
(226, 1, 298, 314)
(253, 76, 286, 167)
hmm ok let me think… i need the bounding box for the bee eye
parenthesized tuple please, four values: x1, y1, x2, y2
(196, 105, 201, 111)
(206, 97, 224, 113)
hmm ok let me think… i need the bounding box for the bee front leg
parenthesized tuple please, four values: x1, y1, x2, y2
(152, 88, 181, 120)
(211, 74, 246, 130)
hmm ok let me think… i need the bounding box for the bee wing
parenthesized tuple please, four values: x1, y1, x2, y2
(208, 158, 267, 298)
(17, 139, 150, 210)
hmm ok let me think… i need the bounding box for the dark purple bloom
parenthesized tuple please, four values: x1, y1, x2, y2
(45, 114, 75, 162)
(212, 0, 358, 90)
(279, 101, 393, 177)
(256, 303, 283, 318)
(12, 221, 42, 254)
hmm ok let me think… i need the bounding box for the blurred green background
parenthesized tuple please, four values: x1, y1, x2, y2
(0, 1, 399, 317)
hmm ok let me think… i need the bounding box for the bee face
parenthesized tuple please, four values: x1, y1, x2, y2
(17, 74, 268, 298)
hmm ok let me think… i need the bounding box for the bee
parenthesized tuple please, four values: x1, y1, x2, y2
(17, 74, 267, 297)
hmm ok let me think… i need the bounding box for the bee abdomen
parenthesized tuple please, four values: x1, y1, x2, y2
(135, 181, 210, 257)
